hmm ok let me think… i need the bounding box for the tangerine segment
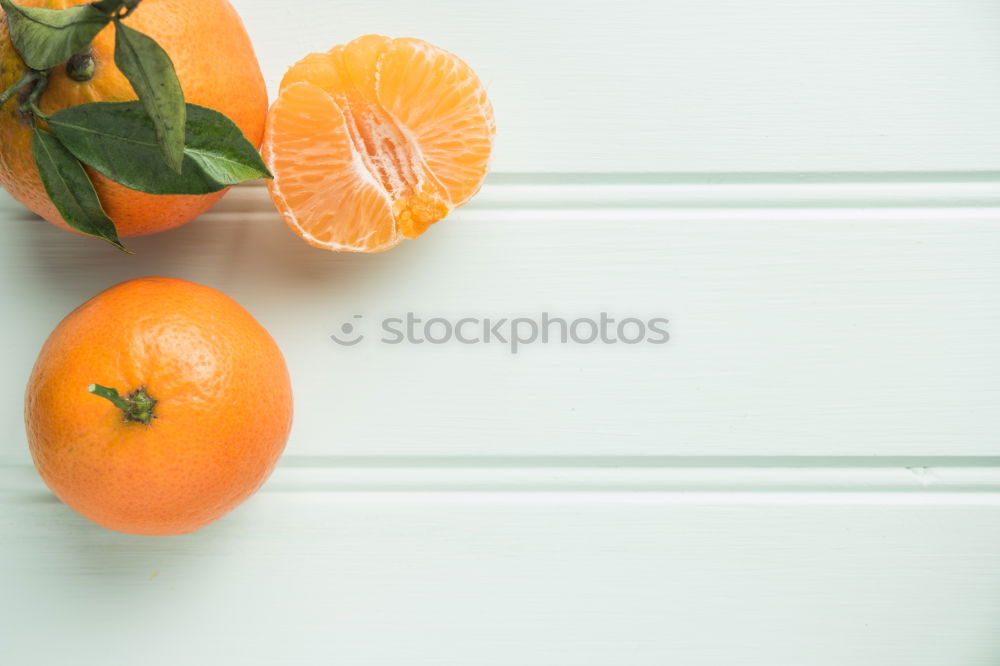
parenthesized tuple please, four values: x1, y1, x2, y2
(265, 82, 398, 251)
(377, 38, 495, 207)
(263, 35, 495, 252)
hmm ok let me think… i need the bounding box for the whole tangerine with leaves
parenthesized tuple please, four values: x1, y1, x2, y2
(0, 0, 268, 238)
(25, 277, 293, 535)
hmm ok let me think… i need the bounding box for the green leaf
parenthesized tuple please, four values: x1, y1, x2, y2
(113, 21, 185, 173)
(0, 0, 110, 70)
(31, 128, 129, 252)
(47, 101, 271, 195)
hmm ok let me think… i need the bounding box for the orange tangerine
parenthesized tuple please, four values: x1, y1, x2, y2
(262, 35, 495, 252)
(0, 0, 268, 238)
(25, 277, 293, 535)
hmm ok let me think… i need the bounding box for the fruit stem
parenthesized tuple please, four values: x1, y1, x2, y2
(0, 70, 40, 112)
(66, 52, 96, 82)
(88, 384, 156, 425)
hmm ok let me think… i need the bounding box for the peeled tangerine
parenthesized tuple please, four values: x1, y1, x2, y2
(262, 35, 495, 252)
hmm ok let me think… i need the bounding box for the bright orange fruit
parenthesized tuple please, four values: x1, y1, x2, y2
(25, 277, 293, 535)
(0, 0, 268, 237)
(263, 35, 495, 252)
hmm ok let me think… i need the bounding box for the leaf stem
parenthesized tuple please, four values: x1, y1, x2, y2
(0, 70, 39, 112)
(19, 70, 48, 118)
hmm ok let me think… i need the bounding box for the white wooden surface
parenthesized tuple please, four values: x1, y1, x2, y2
(3, 179, 1000, 460)
(237, 0, 1000, 173)
(4, 0, 1000, 664)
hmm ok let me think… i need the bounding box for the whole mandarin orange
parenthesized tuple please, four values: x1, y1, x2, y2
(0, 0, 268, 237)
(25, 277, 293, 535)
